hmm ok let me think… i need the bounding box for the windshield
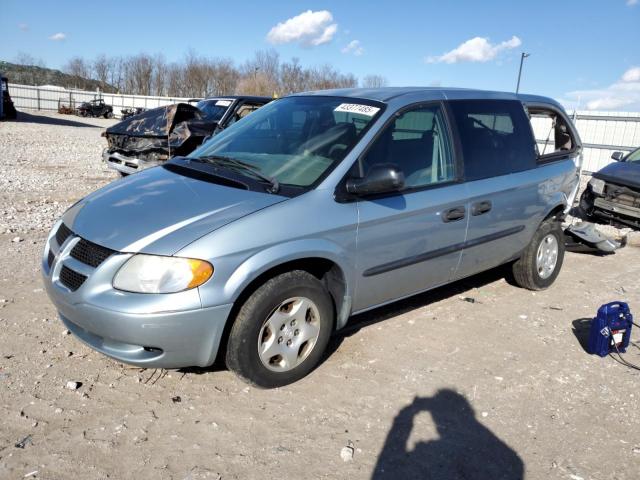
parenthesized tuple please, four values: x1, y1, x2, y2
(196, 99, 232, 122)
(189, 96, 383, 188)
(627, 148, 640, 164)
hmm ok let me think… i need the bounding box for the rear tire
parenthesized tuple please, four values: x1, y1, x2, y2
(225, 270, 334, 388)
(512, 219, 565, 290)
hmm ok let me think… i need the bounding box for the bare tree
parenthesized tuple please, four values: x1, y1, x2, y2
(182, 50, 212, 97)
(53, 49, 368, 97)
(124, 54, 154, 96)
(93, 54, 111, 87)
(109, 56, 124, 93)
(362, 74, 389, 88)
(211, 58, 239, 96)
(280, 57, 309, 94)
(13, 52, 47, 84)
(240, 49, 281, 96)
(308, 64, 357, 91)
(152, 54, 167, 96)
(166, 63, 184, 97)
(64, 56, 91, 80)
(14, 52, 45, 68)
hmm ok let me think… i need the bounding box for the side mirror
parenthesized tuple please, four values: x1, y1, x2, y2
(611, 151, 625, 162)
(346, 165, 405, 196)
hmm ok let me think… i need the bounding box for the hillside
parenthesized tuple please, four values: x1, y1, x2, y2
(0, 61, 117, 93)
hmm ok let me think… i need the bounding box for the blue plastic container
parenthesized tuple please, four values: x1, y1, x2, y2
(588, 301, 633, 357)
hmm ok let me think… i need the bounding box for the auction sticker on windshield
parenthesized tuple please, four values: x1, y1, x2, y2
(215, 100, 233, 107)
(334, 103, 380, 116)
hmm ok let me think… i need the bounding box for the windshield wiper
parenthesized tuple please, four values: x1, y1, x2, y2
(195, 155, 280, 193)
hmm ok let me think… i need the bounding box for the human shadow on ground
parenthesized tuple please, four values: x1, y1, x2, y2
(372, 390, 524, 480)
(16, 111, 104, 128)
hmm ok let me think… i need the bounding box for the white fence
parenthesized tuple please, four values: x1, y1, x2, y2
(7, 83, 640, 173)
(8, 83, 193, 118)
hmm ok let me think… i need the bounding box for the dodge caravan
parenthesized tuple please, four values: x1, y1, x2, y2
(42, 88, 582, 387)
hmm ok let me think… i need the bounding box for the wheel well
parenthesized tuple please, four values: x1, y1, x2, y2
(544, 204, 566, 223)
(215, 258, 346, 364)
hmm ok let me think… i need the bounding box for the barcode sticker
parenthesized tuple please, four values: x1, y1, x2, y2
(334, 103, 380, 117)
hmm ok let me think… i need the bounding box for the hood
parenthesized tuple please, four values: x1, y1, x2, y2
(62, 166, 287, 255)
(105, 103, 202, 139)
(594, 161, 640, 190)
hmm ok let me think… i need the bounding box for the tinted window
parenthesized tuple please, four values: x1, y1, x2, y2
(362, 104, 455, 189)
(449, 100, 536, 180)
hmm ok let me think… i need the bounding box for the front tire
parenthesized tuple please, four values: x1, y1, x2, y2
(225, 270, 334, 388)
(512, 219, 565, 290)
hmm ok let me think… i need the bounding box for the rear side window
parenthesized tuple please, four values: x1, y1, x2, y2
(448, 100, 536, 181)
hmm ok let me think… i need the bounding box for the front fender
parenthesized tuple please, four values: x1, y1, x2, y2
(223, 239, 355, 327)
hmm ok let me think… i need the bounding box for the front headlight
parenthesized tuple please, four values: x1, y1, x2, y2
(589, 177, 605, 195)
(113, 254, 213, 294)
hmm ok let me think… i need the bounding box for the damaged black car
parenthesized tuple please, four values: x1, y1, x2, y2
(580, 147, 640, 230)
(102, 96, 271, 176)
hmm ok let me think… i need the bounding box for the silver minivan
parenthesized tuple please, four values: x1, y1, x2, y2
(42, 88, 582, 387)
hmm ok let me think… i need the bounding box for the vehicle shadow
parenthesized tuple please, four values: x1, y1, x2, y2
(572, 317, 593, 353)
(16, 111, 103, 128)
(372, 390, 524, 480)
(325, 264, 512, 358)
(181, 264, 512, 376)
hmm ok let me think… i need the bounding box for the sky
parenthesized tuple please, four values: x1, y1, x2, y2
(0, 0, 639, 110)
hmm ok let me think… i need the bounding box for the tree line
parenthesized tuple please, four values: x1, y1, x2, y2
(56, 49, 389, 98)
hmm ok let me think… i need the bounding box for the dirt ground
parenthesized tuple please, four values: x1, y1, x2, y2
(1, 111, 639, 480)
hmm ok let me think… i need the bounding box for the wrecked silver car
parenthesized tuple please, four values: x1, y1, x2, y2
(102, 96, 271, 175)
(580, 147, 640, 230)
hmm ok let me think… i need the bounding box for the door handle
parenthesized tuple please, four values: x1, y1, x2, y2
(471, 200, 492, 216)
(442, 206, 466, 223)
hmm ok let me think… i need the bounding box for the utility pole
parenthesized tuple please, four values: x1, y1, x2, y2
(516, 52, 530, 94)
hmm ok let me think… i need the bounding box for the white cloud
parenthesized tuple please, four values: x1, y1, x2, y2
(267, 10, 337, 47)
(426, 36, 522, 64)
(18, 23, 28, 31)
(342, 40, 364, 56)
(622, 66, 640, 82)
(565, 66, 640, 111)
(49, 32, 66, 41)
(627, 0, 638, 6)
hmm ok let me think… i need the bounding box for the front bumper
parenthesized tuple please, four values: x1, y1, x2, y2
(42, 222, 233, 368)
(51, 288, 233, 368)
(581, 187, 640, 230)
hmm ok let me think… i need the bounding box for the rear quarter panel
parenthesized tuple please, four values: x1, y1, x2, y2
(454, 157, 578, 280)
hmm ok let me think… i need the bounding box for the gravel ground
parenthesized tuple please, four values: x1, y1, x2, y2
(1, 111, 640, 480)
